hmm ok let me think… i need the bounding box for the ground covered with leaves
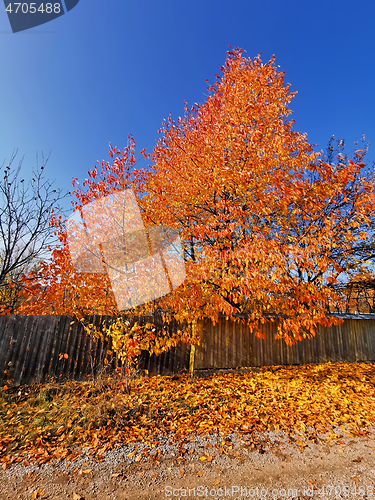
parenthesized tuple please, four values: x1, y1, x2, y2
(0, 361, 374, 469)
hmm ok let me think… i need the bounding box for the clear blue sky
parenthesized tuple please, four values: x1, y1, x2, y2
(1, 0, 374, 215)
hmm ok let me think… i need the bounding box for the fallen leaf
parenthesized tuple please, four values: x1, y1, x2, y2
(213, 479, 221, 485)
(73, 494, 84, 500)
(337, 440, 345, 445)
(135, 454, 142, 462)
(152, 473, 158, 479)
(353, 477, 359, 482)
(2, 463, 7, 470)
(180, 469, 185, 476)
(200, 456, 207, 461)
(31, 489, 44, 499)
(82, 468, 92, 474)
(197, 471, 203, 476)
(353, 457, 362, 462)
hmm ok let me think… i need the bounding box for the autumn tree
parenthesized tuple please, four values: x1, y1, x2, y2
(20, 48, 375, 350)
(132, 49, 375, 345)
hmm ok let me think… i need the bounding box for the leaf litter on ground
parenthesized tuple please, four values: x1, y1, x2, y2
(0, 361, 374, 468)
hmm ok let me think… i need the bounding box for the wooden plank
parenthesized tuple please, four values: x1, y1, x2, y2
(237, 319, 243, 367)
(91, 315, 106, 376)
(54, 315, 72, 380)
(265, 322, 273, 367)
(7, 316, 29, 384)
(202, 319, 209, 370)
(66, 317, 81, 378)
(36, 316, 59, 383)
(367, 320, 375, 361)
(0, 316, 12, 377)
(11, 316, 31, 385)
(227, 316, 233, 368)
(0, 315, 15, 383)
(23, 316, 46, 384)
(33, 316, 53, 383)
(41, 316, 61, 383)
(232, 318, 237, 368)
(70, 317, 87, 379)
(48, 315, 69, 380)
(273, 321, 283, 367)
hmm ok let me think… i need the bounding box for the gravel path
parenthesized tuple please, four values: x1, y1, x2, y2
(0, 425, 375, 499)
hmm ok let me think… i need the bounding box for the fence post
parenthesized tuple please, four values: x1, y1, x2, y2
(189, 345, 195, 378)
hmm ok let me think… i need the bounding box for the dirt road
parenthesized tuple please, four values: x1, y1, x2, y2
(1, 426, 374, 500)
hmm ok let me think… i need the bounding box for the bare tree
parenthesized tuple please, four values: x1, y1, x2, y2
(0, 149, 71, 312)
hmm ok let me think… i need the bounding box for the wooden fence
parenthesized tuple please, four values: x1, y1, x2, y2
(0, 313, 375, 386)
(0, 314, 190, 386)
(194, 313, 375, 371)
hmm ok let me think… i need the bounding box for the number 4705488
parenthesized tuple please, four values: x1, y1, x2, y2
(6, 3, 61, 14)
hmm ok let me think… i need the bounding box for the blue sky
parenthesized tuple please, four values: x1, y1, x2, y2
(0, 0, 374, 216)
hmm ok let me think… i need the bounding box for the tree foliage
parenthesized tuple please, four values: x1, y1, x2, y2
(133, 49, 375, 344)
(19, 48, 375, 349)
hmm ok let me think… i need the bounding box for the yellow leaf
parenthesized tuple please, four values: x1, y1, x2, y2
(197, 471, 203, 476)
(31, 489, 44, 499)
(200, 456, 207, 461)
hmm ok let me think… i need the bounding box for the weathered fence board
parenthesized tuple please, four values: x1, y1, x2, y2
(0, 313, 375, 386)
